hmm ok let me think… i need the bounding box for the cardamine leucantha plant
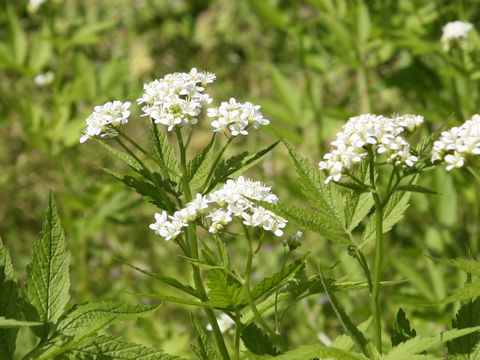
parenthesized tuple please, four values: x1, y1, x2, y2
(4, 67, 480, 360)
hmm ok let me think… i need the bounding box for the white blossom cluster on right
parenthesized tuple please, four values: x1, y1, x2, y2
(318, 114, 423, 183)
(441, 20, 474, 51)
(149, 176, 287, 241)
(431, 114, 480, 170)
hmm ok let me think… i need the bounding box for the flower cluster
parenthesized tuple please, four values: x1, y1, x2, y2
(207, 98, 270, 136)
(137, 68, 216, 131)
(79, 101, 131, 143)
(149, 177, 287, 241)
(441, 21, 474, 51)
(34, 71, 55, 86)
(319, 114, 423, 183)
(431, 114, 480, 170)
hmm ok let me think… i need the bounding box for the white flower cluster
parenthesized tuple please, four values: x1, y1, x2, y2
(441, 21, 474, 51)
(137, 68, 216, 131)
(319, 114, 423, 183)
(28, 0, 47, 13)
(207, 98, 270, 136)
(149, 176, 287, 241)
(79, 101, 131, 143)
(431, 114, 480, 170)
(34, 71, 55, 86)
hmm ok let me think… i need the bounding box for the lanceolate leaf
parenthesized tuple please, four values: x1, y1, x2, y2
(190, 315, 221, 360)
(56, 301, 158, 336)
(345, 192, 374, 232)
(241, 323, 279, 356)
(438, 281, 480, 305)
(429, 256, 480, 278)
(248, 345, 369, 360)
(0, 317, 42, 328)
(23, 194, 70, 340)
(151, 124, 181, 179)
(283, 141, 346, 231)
(97, 140, 144, 174)
(448, 298, 480, 357)
(254, 200, 348, 244)
(384, 327, 480, 360)
(0, 239, 19, 360)
(188, 135, 215, 190)
(64, 335, 184, 360)
(362, 190, 411, 244)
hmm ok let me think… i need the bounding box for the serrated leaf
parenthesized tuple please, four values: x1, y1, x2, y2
(391, 308, 417, 347)
(121, 261, 200, 298)
(448, 298, 480, 357)
(254, 200, 348, 244)
(332, 318, 372, 351)
(23, 194, 70, 340)
(319, 271, 368, 356)
(190, 315, 221, 360)
(56, 301, 158, 336)
(241, 323, 279, 355)
(207, 142, 278, 193)
(384, 327, 480, 360)
(250, 256, 307, 301)
(283, 141, 346, 231)
(97, 141, 145, 174)
(0, 317, 42, 328)
(151, 125, 181, 179)
(248, 345, 369, 360)
(345, 192, 374, 232)
(64, 335, 183, 360)
(206, 269, 245, 309)
(188, 135, 215, 190)
(438, 281, 480, 305)
(362, 190, 411, 244)
(0, 239, 19, 359)
(429, 256, 480, 278)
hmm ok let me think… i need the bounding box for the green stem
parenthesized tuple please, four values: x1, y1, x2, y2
(175, 128, 230, 360)
(234, 311, 241, 360)
(202, 135, 233, 193)
(243, 225, 287, 351)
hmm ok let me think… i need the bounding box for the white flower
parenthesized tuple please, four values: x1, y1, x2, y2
(28, 0, 47, 13)
(79, 101, 131, 143)
(319, 114, 422, 183)
(441, 21, 474, 51)
(149, 211, 169, 235)
(137, 68, 215, 131)
(208, 98, 269, 136)
(206, 313, 235, 333)
(34, 71, 55, 86)
(431, 114, 480, 170)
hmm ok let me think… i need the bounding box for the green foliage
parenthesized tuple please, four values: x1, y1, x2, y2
(249, 345, 369, 360)
(190, 315, 221, 360)
(391, 308, 417, 347)
(241, 323, 279, 356)
(447, 298, 480, 359)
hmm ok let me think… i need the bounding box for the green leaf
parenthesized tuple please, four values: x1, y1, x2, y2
(23, 193, 70, 340)
(0, 239, 19, 360)
(241, 323, 279, 356)
(250, 256, 307, 301)
(0, 317, 42, 328)
(362, 190, 411, 244)
(391, 308, 417, 347)
(190, 315, 221, 360)
(97, 141, 144, 174)
(6, 4, 27, 66)
(151, 125, 181, 180)
(331, 318, 372, 351)
(267, 65, 298, 118)
(121, 261, 200, 298)
(188, 135, 215, 190)
(429, 256, 480, 278)
(56, 301, 158, 336)
(345, 192, 374, 232)
(254, 200, 348, 244)
(64, 335, 183, 359)
(396, 185, 437, 195)
(448, 298, 480, 357)
(438, 281, 480, 305)
(247, 0, 290, 31)
(384, 327, 480, 360)
(206, 269, 245, 309)
(248, 345, 369, 360)
(319, 271, 369, 356)
(207, 142, 279, 192)
(283, 141, 346, 231)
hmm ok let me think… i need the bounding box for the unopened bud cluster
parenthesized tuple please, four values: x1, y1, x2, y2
(319, 114, 423, 183)
(149, 176, 287, 241)
(431, 114, 480, 170)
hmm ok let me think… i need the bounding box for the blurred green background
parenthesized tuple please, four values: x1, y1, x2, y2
(1, 0, 480, 357)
